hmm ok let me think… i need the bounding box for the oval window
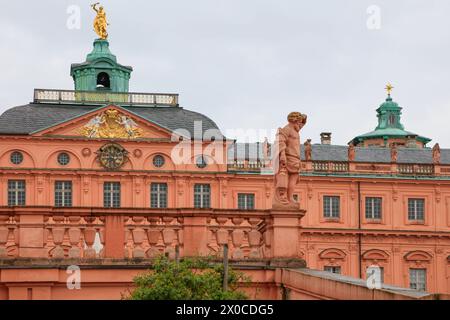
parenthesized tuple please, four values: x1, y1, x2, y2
(153, 155, 165, 168)
(10, 151, 24, 165)
(57, 152, 70, 166)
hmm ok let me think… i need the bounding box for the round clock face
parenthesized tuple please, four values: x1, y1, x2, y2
(98, 143, 128, 170)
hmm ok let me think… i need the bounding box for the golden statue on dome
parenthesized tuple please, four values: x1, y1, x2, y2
(91, 3, 109, 39)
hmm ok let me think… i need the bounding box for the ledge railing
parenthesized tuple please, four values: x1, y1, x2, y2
(226, 160, 447, 177)
(312, 161, 349, 173)
(227, 160, 267, 171)
(33, 89, 179, 107)
(0, 208, 287, 261)
(398, 164, 434, 175)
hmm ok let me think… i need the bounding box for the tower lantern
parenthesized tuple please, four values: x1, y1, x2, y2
(70, 4, 132, 93)
(350, 83, 431, 148)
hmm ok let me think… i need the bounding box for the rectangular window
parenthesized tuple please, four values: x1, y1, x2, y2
(365, 197, 382, 220)
(8, 180, 26, 206)
(409, 268, 426, 291)
(323, 196, 340, 218)
(104, 182, 121, 208)
(194, 184, 210, 208)
(237, 193, 255, 210)
(151, 183, 168, 208)
(408, 198, 425, 221)
(324, 266, 341, 274)
(55, 181, 72, 207)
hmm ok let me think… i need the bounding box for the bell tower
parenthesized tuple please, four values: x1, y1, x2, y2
(70, 39, 133, 93)
(70, 5, 132, 93)
(375, 84, 404, 131)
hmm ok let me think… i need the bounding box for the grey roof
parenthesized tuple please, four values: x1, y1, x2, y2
(228, 143, 450, 165)
(397, 148, 433, 164)
(440, 149, 450, 164)
(0, 103, 223, 139)
(308, 144, 348, 162)
(354, 147, 391, 163)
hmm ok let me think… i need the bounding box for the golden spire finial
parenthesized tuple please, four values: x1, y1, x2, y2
(91, 3, 109, 40)
(385, 83, 394, 95)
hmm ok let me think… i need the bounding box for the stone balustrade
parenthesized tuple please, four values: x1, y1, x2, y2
(0, 215, 16, 258)
(206, 215, 268, 259)
(0, 207, 301, 261)
(44, 215, 105, 259)
(124, 215, 183, 259)
(312, 161, 349, 172)
(398, 164, 434, 175)
(228, 160, 266, 172)
(227, 159, 449, 177)
(33, 89, 179, 107)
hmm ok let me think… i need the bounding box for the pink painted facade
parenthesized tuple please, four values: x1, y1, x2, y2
(0, 116, 449, 297)
(0, 34, 449, 300)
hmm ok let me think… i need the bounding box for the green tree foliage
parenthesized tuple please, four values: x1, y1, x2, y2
(128, 256, 249, 300)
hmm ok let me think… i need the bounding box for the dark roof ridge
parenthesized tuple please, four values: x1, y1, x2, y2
(0, 103, 224, 138)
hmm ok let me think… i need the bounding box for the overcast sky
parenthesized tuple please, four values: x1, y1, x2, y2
(0, 0, 449, 146)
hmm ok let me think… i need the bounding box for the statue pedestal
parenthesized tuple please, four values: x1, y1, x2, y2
(268, 208, 306, 259)
(272, 201, 302, 211)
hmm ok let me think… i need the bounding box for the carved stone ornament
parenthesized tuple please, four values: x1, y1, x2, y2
(97, 143, 128, 170)
(133, 149, 143, 158)
(82, 148, 92, 157)
(80, 108, 143, 139)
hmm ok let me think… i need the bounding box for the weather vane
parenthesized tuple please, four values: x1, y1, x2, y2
(91, 3, 109, 40)
(385, 83, 394, 95)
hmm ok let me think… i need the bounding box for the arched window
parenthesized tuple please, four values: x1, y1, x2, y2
(97, 72, 110, 89)
(388, 114, 396, 125)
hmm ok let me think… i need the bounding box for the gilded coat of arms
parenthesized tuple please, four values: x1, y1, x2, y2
(80, 109, 143, 139)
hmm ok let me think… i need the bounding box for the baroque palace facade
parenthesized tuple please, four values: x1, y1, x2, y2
(0, 32, 449, 299)
(233, 89, 450, 294)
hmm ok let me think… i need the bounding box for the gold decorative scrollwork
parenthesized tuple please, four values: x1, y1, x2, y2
(80, 109, 143, 139)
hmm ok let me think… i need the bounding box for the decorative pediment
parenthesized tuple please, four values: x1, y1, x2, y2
(32, 105, 174, 140)
(319, 248, 346, 260)
(362, 249, 389, 261)
(404, 250, 432, 262)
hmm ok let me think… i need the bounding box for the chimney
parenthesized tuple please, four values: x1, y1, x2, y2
(320, 132, 332, 145)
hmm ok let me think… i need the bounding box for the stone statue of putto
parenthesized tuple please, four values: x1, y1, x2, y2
(272, 112, 307, 209)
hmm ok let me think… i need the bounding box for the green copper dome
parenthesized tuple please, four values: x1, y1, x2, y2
(70, 39, 133, 93)
(350, 93, 431, 147)
(375, 95, 404, 130)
